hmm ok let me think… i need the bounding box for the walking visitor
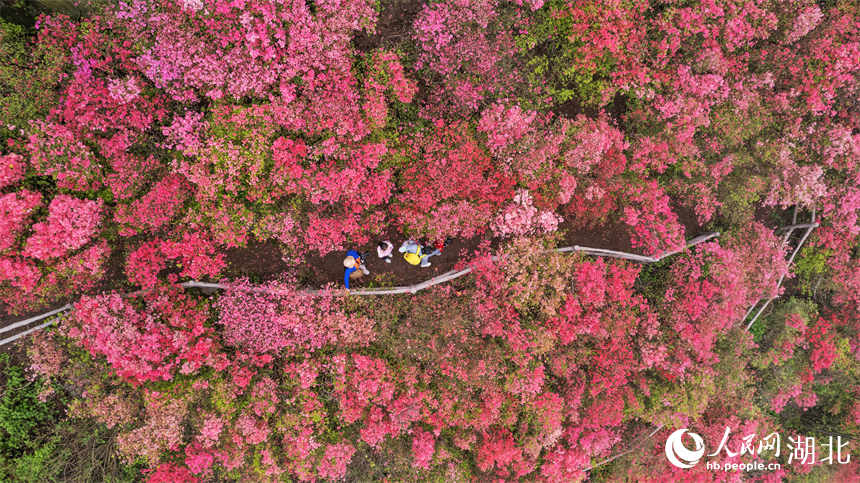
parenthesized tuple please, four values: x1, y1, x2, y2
(399, 240, 441, 267)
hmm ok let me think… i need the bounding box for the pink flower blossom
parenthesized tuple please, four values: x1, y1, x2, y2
(0, 190, 42, 253)
(491, 190, 562, 238)
(764, 149, 827, 208)
(198, 415, 225, 448)
(107, 77, 142, 103)
(236, 413, 270, 445)
(783, 5, 823, 44)
(317, 443, 356, 480)
(23, 195, 102, 260)
(146, 463, 199, 483)
(0, 153, 25, 189)
(412, 428, 436, 469)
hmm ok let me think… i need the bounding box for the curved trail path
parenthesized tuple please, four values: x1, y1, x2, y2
(0, 231, 720, 348)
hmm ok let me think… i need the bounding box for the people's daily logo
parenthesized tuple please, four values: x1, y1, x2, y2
(663, 426, 850, 471)
(665, 429, 705, 468)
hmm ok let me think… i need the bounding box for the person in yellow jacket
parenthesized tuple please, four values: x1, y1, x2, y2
(399, 240, 440, 267)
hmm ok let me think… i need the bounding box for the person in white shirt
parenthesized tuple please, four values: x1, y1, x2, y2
(377, 240, 394, 263)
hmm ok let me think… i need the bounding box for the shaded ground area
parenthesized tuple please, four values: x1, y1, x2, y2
(556, 91, 630, 128)
(352, 0, 424, 52)
(221, 238, 294, 282)
(299, 211, 702, 291)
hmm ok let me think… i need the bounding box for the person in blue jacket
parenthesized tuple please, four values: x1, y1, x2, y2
(343, 250, 370, 289)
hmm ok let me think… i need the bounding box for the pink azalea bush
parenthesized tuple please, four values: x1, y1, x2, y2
(23, 195, 102, 260)
(0, 153, 25, 189)
(114, 175, 190, 236)
(395, 120, 514, 238)
(783, 4, 823, 44)
(621, 180, 685, 256)
(663, 223, 790, 375)
(214, 279, 375, 355)
(764, 149, 828, 209)
(0, 257, 42, 292)
(490, 190, 562, 238)
(412, 0, 521, 113)
(0, 190, 42, 253)
(27, 121, 103, 192)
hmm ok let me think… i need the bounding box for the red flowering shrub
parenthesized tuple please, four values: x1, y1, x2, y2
(317, 443, 357, 480)
(127, 233, 225, 288)
(662, 224, 789, 376)
(146, 463, 199, 483)
(0, 153, 25, 189)
(477, 104, 629, 217)
(395, 120, 514, 238)
(0, 257, 41, 292)
(26, 121, 104, 192)
(413, 0, 522, 113)
(807, 316, 839, 373)
(114, 175, 190, 236)
(65, 287, 218, 384)
(476, 429, 527, 477)
(115, 0, 377, 104)
(621, 180, 685, 256)
(764, 148, 828, 209)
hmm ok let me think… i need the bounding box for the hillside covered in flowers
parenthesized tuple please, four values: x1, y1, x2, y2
(1, 0, 860, 481)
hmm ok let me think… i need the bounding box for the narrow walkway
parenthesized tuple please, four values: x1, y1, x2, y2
(0, 234, 720, 348)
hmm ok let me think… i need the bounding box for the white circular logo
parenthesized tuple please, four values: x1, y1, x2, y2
(665, 429, 705, 468)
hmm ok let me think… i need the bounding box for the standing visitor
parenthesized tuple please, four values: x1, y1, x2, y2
(433, 237, 454, 252)
(377, 240, 394, 263)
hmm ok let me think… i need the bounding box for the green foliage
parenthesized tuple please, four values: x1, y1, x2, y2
(747, 310, 768, 344)
(364, 270, 398, 289)
(515, 4, 615, 109)
(586, 458, 617, 482)
(635, 374, 711, 425)
(6, 437, 59, 483)
(792, 243, 832, 298)
(4, 418, 145, 483)
(208, 105, 278, 199)
(704, 101, 773, 149)
(0, 353, 55, 482)
(710, 328, 757, 411)
(0, 17, 68, 145)
(715, 170, 766, 227)
(388, 97, 428, 136)
(749, 297, 817, 347)
(20, 174, 58, 199)
(520, 49, 609, 108)
(633, 256, 674, 305)
(0, 354, 53, 455)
